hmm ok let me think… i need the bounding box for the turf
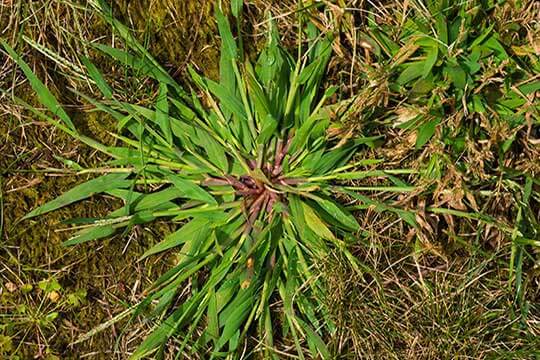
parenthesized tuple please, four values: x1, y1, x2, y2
(1, 0, 539, 359)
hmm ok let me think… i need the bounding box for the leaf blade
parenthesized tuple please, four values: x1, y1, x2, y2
(24, 173, 131, 220)
(2, 41, 76, 131)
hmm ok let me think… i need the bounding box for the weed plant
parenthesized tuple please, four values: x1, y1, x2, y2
(3, 1, 413, 358)
(2, 0, 538, 358)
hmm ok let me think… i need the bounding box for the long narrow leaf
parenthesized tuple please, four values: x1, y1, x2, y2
(24, 173, 132, 219)
(2, 41, 76, 131)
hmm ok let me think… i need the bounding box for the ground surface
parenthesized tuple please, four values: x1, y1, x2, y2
(1, 1, 539, 359)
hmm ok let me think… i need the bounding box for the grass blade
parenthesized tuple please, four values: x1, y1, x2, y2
(23, 173, 131, 220)
(156, 82, 173, 145)
(2, 41, 76, 131)
(168, 175, 217, 205)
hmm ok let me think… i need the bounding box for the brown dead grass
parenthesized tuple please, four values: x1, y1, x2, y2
(1, 0, 539, 359)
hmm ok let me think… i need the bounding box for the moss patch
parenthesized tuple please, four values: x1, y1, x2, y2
(0, 0, 221, 357)
(112, 0, 221, 80)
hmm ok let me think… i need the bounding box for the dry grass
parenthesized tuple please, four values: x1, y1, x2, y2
(1, 0, 539, 359)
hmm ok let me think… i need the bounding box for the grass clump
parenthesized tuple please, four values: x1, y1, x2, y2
(2, 0, 539, 358)
(2, 1, 413, 358)
(355, 0, 539, 149)
(323, 1, 540, 358)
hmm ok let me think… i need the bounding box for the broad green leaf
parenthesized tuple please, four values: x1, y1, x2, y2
(94, 44, 177, 89)
(288, 196, 325, 252)
(141, 217, 210, 259)
(369, 27, 400, 56)
(444, 65, 467, 89)
(469, 24, 494, 49)
(156, 82, 173, 145)
(24, 173, 131, 219)
(470, 95, 486, 113)
(218, 283, 254, 325)
(312, 196, 360, 231)
(463, 50, 481, 74)
(129, 304, 187, 359)
(397, 61, 424, 85)
(207, 79, 247, 122)
(301, 202, 336, 241)
(80, 56, 113, 99)
(168, 175, 217, 205)
(64, 225, 116, 246)
(231, 0, 243, 18)
(215, 7, 237, 60)
(216, 295, 252, 351)
(171, 208, 229, 223)
(245, 64, 271, 122)
(435, 15, 448, 45)
(298, 319, 331, 359)
(256, 114, 278, 145)
(416, 118, 440, 149)
(207, 289, 220, 345)
(343, 190, 418, 228)
(484, 35, 508, 60)
(107, 187, 182, 213)
(422, 45, 438, 78)
(310, 144, 356, 175)
(517, 81, 540, 95)
(2, 41, 76, 131)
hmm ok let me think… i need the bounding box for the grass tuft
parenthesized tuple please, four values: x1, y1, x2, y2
(1, 0, 539, 359)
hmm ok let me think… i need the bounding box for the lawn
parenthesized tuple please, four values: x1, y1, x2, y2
(1, 0, 539, 359)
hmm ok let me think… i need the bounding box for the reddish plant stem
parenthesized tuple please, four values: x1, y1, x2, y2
(266, 191, 277, 214)
(224, 175, 251, 191)
(202, 177, 230, 186)
(240, 175, 258, 189)
(273, 136, 292, 176)
(245, 191, 268, 233)
(278, 177, 303, 186)
(247, 159, 257, 170)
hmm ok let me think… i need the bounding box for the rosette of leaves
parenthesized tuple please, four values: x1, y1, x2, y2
(3, 1, 414, 358)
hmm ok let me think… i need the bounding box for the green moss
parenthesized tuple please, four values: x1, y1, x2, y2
(77, 110, 117, 145)
(1, 169, 175, 358)
(1, 0, 298, 357)
(0, 0, 217, 357)
(112, 0, 221, 79)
